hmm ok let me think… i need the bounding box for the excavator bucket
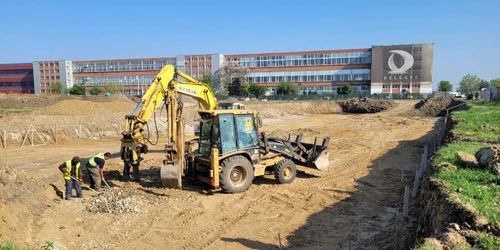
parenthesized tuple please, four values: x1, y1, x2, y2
(160, 162, 182, 188)
(312, 150, 329, 172)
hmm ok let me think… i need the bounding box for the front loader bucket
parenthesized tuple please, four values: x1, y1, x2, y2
(312, 150, 329, 172)
(160, 162, 182, 188)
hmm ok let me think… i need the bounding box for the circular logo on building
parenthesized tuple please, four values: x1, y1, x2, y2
(387, 50, 414, 74)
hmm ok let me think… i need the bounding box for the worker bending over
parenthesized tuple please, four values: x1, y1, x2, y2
(86, 152, 111, 191)
(58, 156, 83, 200)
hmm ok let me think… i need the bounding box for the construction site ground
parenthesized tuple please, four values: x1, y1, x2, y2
(0, 97, 440, 249)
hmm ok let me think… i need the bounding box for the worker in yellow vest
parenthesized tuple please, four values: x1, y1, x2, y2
(86, 152, 111, 191)
(58, 156, 83, 200)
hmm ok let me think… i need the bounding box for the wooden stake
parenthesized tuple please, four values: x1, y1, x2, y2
(401, 169, 404, 183)
(54, 123, 57, 143)
(278, 233, 283, 249)
(2, 130, 6, 149)
(404, 185, 410, 217)
(395, 209, 399, 250)
(101, 121, 104, 138)
(412, 166, 421, 198)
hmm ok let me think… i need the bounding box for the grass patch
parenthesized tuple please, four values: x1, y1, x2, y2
(0, 105, 29, 113)
(479, 231, 500, 249)
(451, 101, 500, 140)
(433, 142, 500, 224)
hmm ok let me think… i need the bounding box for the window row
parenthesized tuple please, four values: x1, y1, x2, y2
(40, 62, 57, 67)
(0, 69, 33, 75)
(246, 70, 371, 83)
(229, 52, 372, 67)
(0, 82, 34, 86)
(186, 57, 211, 62)
(40, 70, 59, 74)
(382, 84, 421, 89)
(41, 76, 60, 80)
(229, 52, 371, 61)
(74, 75, 157, 86)
(73, 60, 176, 73)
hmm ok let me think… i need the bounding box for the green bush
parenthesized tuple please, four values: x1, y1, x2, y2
(68, 85, 86, 95)
(90, 86, 103, 95)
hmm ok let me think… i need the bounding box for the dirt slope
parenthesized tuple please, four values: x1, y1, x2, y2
(0, 100, 438, 249)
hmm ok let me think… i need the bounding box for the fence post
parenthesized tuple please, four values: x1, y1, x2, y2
(404, 185, 410, 217)
(2, 130, 6, 149)
(54, 123, 57, 143)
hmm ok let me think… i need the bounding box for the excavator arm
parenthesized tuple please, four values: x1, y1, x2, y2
(120, 64, 217, 185)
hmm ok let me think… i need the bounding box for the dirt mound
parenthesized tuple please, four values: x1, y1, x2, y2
(0, 159, 40, 202)
(247, 101, 342, 118)
(412, 97, 466, 117)
(0, 94, 72, 108)
(83, 94, 136, 104)
(337, 98, 396, 113)
(34, 100, 137, 115)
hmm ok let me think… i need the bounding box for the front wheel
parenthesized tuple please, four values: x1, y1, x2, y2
(274, 159, 296, 184)
(220, 156, 254, 193)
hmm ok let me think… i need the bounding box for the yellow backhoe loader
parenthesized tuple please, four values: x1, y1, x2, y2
(120, 64, 330, 193)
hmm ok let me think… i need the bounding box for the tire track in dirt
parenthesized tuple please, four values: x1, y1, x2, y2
(178, 193, 270, 250)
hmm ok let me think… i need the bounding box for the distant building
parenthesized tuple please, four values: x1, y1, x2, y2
(4, 43, 434, 96)
(0, 63, 35, 94)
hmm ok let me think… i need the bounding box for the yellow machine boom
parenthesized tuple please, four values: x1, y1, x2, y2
(120, 64, 217, 185)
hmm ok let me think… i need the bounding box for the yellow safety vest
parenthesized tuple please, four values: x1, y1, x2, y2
(88, 153, 105, 167)
(64, 160, 80, 180)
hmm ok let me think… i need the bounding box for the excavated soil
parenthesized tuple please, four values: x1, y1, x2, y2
(0, 98, 439, 249)
(337, 98, 396, 113)
(411, 96, 467, 117)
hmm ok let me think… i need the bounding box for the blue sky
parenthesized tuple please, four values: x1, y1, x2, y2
(0, 0, 499, 90)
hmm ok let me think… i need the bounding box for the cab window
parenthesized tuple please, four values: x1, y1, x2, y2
(235, 116, 258, 148)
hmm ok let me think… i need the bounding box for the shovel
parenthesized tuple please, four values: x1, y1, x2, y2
(103, 179, 111, 189)
(70, 176, 99, 194)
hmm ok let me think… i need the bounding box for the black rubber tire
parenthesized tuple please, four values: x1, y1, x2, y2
(220, 156, 254, 193)
(274, 159, 296, 184)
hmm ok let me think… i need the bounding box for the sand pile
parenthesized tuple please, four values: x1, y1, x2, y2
(412, 97, 466, 117)
(0, 94, 70, 108)
(34, 100, 137, 115)
(84, 94, 137, 104)
(337, 98, 396, 113)
(248, 101, 342, 118)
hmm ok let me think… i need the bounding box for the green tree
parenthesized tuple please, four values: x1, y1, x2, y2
(247, 84, 268, 98)
(458, 73, 481, 94)
(90, 86, 103, 95)
(491, 78, 500, 88)
(51, 82, 63, 94)
(337, 84, 354, 95)
(478, 79, 491, 90)
(68, 85, 86, 95)
(437, 80, 452, 92)
(276, 81, 298, 95)
(202, 73, 214, 90)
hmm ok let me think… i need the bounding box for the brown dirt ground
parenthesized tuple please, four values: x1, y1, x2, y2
(0, 99, 439, 249)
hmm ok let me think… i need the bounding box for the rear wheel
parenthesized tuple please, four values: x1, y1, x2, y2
(274, 159, 296, 184)
(220, 156, 254, 193)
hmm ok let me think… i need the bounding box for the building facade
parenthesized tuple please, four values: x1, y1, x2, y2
(0, 63, 35, 94)
(13, 43, 434, 96)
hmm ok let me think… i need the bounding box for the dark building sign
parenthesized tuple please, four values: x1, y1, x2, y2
(371, 44, 434, 82)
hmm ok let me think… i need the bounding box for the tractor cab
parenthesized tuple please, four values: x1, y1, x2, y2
(196, 110, 261, 160)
